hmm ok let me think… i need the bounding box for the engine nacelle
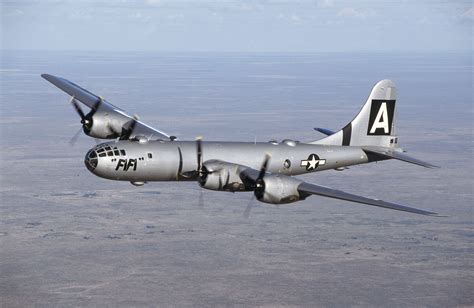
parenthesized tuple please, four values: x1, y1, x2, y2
(200, 160, 248, 192)
(84, 112, 130, 139)
(256, 175, 304, 204)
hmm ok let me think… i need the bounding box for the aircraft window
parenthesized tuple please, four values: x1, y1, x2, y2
(105, 146, 112, 151)
(99, 153, 106, 157)
(89, 151, 97, 159)
(390, 139, 394, 144)
(148, 153, 152, 159)
(120, 150, 126, 156)
(113, 147, 118, 150)
(114, 150, 120, 156)
(97, 148, 104, 153)
(107, 151, 113, 156)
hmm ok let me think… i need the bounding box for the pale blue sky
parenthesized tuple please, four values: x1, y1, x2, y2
(1, 0, 472, 52)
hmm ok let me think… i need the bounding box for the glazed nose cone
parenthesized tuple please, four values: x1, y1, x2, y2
(84, 149, 98, 172)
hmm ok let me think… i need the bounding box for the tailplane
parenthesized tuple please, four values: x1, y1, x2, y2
(311, 80, 398, 148)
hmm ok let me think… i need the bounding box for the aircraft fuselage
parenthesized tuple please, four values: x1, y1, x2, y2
(85, 140, 372, 183)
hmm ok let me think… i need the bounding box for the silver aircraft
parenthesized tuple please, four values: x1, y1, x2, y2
(42, 74, 440, 216)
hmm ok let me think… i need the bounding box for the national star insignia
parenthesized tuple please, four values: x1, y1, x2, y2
(300, 154, 326, 171)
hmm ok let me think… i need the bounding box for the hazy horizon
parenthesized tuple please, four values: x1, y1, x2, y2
(2, 0, 472, 52)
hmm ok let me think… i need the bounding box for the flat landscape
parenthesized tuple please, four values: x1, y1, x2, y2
(1, 51, 472, 306)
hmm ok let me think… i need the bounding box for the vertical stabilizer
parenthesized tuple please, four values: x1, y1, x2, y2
(311, 80, 399, 147)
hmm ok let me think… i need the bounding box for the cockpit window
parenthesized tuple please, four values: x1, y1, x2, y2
(89, 151, 97, 158)
(94, 145, 127, 157)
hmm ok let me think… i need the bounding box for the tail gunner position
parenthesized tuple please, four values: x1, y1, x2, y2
(42, 74, 440, 216)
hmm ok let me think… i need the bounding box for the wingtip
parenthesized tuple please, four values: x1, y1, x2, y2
(421, 164, 440, 169)
(430, 213, 448, 218)
(41, 73, 56, 81)
(41, 73, 63, 81)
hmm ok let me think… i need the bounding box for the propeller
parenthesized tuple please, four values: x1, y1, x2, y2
(195, 136, 212, 185)
(254, 153, 271, 200)
(68, 96, 103, 145)
(82, 97, 103, 131)
(70, 96, 86, 121)
(120, 114, 140, 140)
(242, 153, 271, 217)
(105, 114, 140, 141)
(196, 136, 203, 173)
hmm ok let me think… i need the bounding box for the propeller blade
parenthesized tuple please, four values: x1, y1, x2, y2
(107, 122, 120, 136)
(69, 126, 83, 146)
(257, 153, 271, 182)
(196, 136, 203, 174)
(69, 97, 86, 120)
(91, 97, 103, 112)
(198, 189, 204, 208)
(254, 153, 271, 200)
(128, 114, 139, 137)
(243, 195, 255, 218)
(120, 114, 140, 140)
(195, 136, 212, 185)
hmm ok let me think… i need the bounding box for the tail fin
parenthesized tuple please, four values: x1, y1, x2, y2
(311, 80, 398, 148)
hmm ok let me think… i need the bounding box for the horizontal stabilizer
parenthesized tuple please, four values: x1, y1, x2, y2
(363, 146, 439, 168)
(314, 127, 336, 136)
(298, 182, 440, 216)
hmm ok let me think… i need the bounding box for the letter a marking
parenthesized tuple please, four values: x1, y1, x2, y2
(370, 102, 389, 134)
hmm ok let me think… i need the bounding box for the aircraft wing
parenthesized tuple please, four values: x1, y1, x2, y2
(238, 166, 439, 216)
(41, 74, 172, 140)
(297, 181, 439, 216)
